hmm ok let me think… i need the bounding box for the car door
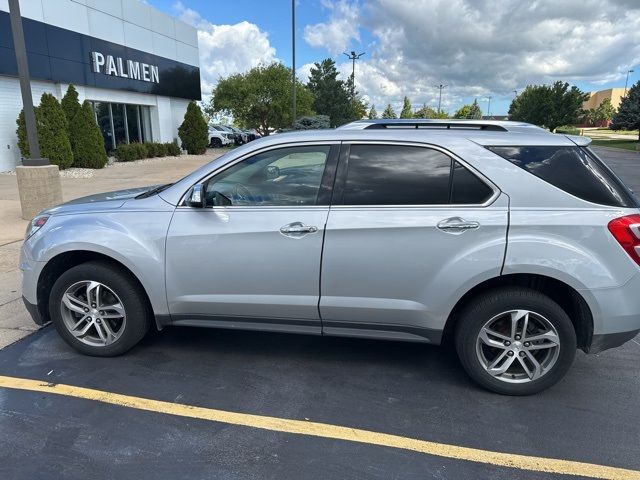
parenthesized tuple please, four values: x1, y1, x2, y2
(165, 143, 339, 333)
(319, 142, 509, 342)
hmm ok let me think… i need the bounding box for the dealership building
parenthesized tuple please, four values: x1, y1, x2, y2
(0, 0, 201, 171)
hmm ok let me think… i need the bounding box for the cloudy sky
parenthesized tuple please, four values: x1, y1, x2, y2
(149, 0, 640, 116)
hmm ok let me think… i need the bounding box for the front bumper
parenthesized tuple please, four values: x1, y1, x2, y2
(20, 240, 47, 326)
(22, 296, 46, 326)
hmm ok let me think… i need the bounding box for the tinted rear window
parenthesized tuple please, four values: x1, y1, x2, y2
(344, 145, 452, 205)
(486, 146, 637, 207)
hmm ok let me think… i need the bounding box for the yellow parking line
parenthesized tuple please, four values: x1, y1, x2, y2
(0, 374, 637, 480)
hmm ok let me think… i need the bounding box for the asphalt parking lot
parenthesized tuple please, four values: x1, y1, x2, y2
(0, 146, 639, 480)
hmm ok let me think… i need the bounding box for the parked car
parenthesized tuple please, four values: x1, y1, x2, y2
(212, 124, 244, 146)
(243, 129, 261, 142)
(225, 125, 249, 145)
(21, 119, 640, 395)
(208, 127, 232, 148)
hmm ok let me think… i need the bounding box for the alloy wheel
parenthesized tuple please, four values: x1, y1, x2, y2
(475, 309, 560, 383)
(60, 280, 126, 347)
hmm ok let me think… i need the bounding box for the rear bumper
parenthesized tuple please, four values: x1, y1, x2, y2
(590, 330, 640, 353)
(584, 272, 640, 353)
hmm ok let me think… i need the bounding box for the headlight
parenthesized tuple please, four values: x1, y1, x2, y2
(25, 215, 49, 240)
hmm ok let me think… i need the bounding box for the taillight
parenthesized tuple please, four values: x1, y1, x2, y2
(607, 214, 640, 266)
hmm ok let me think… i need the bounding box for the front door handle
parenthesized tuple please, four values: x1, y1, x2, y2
(280, 222, 318, 237)
(437, 217, 480, 234)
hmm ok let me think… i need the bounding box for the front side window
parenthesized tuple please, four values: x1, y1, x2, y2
(486, 146, 637, 207)
(204, 146, 331, 206)
(343, 145, 492, 205)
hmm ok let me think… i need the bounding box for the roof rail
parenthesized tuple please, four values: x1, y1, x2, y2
(368, 122, 506, 131)
(338, 119, 550, 134)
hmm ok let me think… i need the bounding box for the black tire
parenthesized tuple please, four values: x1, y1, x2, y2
(210, 137, 222, 148)
(49, 261, 151, 357)
(455, 287, 576, 395)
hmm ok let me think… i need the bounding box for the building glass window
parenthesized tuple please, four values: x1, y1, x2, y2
(112, 103, 127, 146)
(126, 105, 141, 144)
(89, 101, 153, 153)
(140, 106, 153, 142)
(93, 102, 113, 152)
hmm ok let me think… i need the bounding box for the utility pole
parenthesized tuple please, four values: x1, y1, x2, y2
(624, 69, 634, 97)
(9, 0, 46, 166)
(9, 0, 62, 220)
(343, 51, 365, 103)
(486, 95, 492, 117)
(436, 84, 447, 114)
(291, 0, 296, 125)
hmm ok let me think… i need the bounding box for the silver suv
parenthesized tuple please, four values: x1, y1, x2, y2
(20, 119, 640, 395)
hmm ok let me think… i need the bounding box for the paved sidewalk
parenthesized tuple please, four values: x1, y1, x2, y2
(0, 150, 222, 348)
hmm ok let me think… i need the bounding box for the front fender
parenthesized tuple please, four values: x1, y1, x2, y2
(28, 211, 174, 316)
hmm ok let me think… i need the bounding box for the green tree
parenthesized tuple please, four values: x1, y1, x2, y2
(344, 74, 368, 122)
(61, 85, 82, 141)
(16, 110, 28, 157)
(307, 59, 351, 127)
(508, 81, 588, 131)
(400, 96, 413, 118)
(16, 93, 73, 169)
(178, 101, 209, 154)
(469, 99, 482, 119)
(453, 99, 482, 119)
(610, 81, 640, 140)
(453, 104, 471, 119)
(414, 104, 438, 118)
(292, 115, 331, 130)
(70, 101, 108, 168)
(209, 62, 314, 135)
(368, 104, 378, 119)
(594, 98, 616, 124)
(381, 104, 397, 119)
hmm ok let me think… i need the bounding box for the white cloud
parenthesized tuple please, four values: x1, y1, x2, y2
(173, 2, 278, 99)
(303, 0, 640, 114)
(303, 0, 361, 56)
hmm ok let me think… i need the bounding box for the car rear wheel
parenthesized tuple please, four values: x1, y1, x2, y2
(49, 261, 151, 356)
(210, 137, 222, 148)
(455, 287, 576, 395)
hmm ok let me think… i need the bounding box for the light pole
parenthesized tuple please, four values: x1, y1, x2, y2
(624, 69, 634, 97)
(9, 0, 62, 220)
(343, 51, 365, 103)
(436, 84, 447, 114)
(9, 0, 46, 166)
(486, 95, 492, 117)
(291, 0, 296, 124)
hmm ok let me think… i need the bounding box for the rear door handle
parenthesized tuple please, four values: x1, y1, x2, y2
(437, 217, 480, 234)
(280, 222, 318, 237)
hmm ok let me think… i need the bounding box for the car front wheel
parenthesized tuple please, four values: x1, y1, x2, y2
(49, 261, 151, 356)
(455, 287, 576, 395)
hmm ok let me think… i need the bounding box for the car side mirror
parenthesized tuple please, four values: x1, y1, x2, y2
(185, 184, 204, 208)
